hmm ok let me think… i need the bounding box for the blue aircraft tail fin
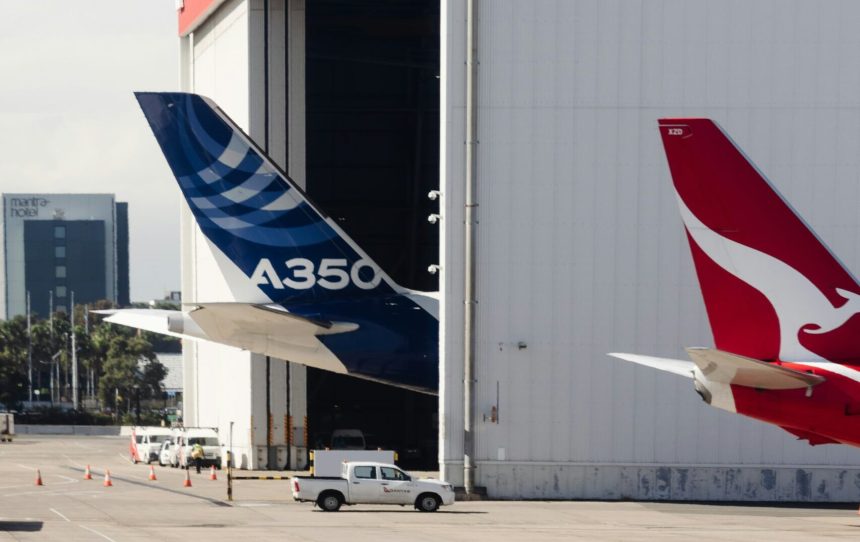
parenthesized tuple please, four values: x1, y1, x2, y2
(135, 92, 399, 305)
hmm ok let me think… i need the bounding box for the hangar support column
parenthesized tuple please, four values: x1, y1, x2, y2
(462, 0, 479, 494)
(284, 0, 308, 470)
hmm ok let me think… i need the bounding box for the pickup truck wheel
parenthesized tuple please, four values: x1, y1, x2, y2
(317, 492, 343, 512)
(416, 493, 441, 512)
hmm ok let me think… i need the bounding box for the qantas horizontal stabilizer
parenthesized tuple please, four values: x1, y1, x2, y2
(685, 347, 825, 390)
(607, 353, 695, 378)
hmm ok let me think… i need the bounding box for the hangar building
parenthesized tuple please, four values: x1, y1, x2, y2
(173, 0, 860, 499)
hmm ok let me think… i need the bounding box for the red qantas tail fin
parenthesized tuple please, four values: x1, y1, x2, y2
(658, 119, 860, 362)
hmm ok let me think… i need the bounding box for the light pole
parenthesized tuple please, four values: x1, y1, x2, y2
(229, 421, 234, 468)
(71, 291, 78, 410)
(26, 291, 32, 404)
(133, 384, 141, 425)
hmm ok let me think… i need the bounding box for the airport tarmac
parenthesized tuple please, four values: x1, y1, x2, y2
(1, 435, 859, 541)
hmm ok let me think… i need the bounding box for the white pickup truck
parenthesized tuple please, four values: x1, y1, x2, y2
(291, 461, 455, 512)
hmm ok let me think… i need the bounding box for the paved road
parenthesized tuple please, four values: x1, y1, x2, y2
(1, 435, 859, 541)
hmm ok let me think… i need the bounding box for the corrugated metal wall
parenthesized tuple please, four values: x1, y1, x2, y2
(182, 0, 259, 469)
(184, 0, 306, 471)
(441, 0, 860, 500)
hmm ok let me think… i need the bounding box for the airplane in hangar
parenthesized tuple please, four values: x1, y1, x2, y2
(611, 118, 860, 448)
(101, 92, 439, 394)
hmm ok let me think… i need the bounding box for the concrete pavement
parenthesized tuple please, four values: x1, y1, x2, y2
(0, 435, 859, 541)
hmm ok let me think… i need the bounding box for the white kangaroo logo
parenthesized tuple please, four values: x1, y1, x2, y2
(676, 193, 860, 363)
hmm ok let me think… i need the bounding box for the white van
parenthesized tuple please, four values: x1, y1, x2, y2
(157, 438, 173, 466)
(159, 428, 185, 467)
(176, 427, 222, 469)
(130, 427, 174, 464)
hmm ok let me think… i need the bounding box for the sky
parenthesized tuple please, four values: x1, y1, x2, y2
(0, 1, 181, 302)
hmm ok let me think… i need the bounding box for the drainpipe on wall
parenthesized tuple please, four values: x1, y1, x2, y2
(463, 0, 479, 495)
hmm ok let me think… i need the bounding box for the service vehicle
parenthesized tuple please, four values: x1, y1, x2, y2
(157, 438, 175, 466)
(176, 427, 221, 469)
(292, 461, 454, 512)
(310, 449, 395, 477)
(0, 412, 13, 442)
(130, 427, 174, 464)
(166, 428, 186, 467)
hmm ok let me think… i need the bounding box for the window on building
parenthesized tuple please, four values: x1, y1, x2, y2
(56, 305, 67, 314)
(54, 246, 66, 258)
(55, 266, 66, 278)
(53, 225, 65, 239)
(56, 286, 66, 298)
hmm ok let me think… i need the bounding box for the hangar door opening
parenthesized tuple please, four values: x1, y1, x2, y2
(304, 0, 440, 470)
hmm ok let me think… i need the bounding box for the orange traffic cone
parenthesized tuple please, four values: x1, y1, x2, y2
(209, 465, 218, 481)
(35, 469, 44, 486)
(103, 469, 113, 487)
(83, 465, 93, 480)
(148, 465, 157, 481)
(183, 468, 192, 487)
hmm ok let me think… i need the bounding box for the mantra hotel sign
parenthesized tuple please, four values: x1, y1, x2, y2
(8, 196, 49, 218)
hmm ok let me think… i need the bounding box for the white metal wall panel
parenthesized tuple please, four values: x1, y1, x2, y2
(182, 0, 265, 469)
(183, 0, 306, 469)
(441, 0, 860, 499)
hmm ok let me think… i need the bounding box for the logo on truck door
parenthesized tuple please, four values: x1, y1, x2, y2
(382, 487, 410, 494)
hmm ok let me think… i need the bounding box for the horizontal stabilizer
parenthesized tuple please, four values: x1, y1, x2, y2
(607, 353, 695, 378)
(187, 303, 358, 373)
(189, 303, 359, 342)
(685, 347, 825, 390)
(97, 304, 358, 345)
(99, 304, 360, 376)
(96, 309, 193, 340)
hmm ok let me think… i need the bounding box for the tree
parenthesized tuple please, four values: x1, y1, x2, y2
(97, 330, 166, 413)
(140, 358, 167, 399)
(0, 299, 171, 415)
(0, 316, 29, 408)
